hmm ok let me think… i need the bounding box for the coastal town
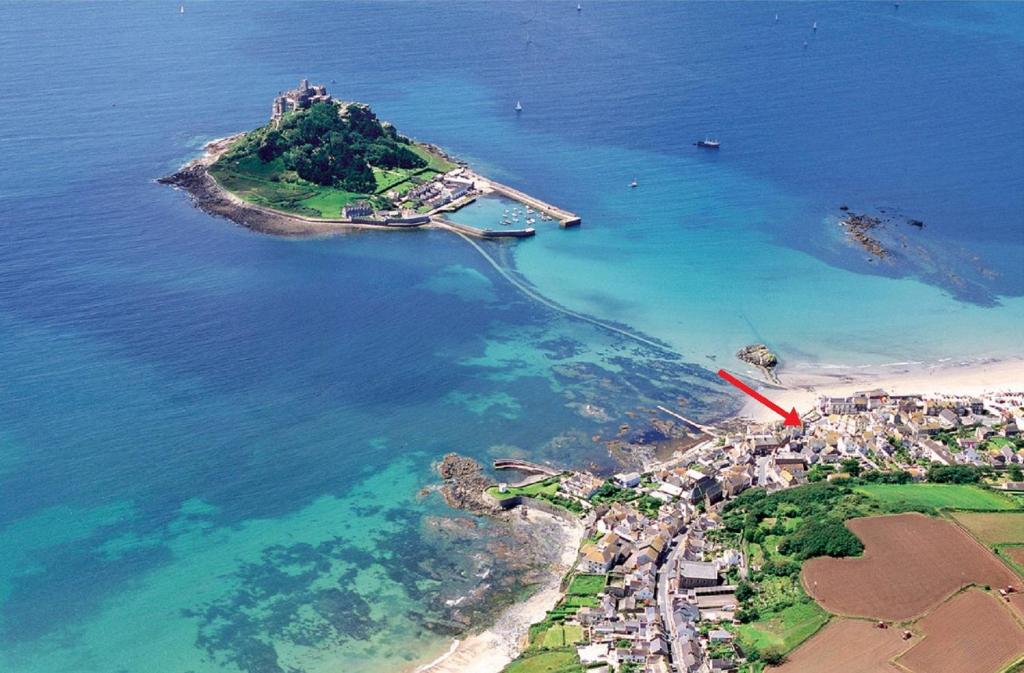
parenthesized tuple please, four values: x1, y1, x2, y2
(439, 388, 1024, 673)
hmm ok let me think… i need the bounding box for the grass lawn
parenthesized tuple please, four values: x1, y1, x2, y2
(502, 649, 582, 673)
(536, 623, 584, 649)
(371, 165, 439, 194)
(411, 143, 456, 173)
(747, 541, 765, 569)
(737, 600, 829, 655)
(567, 573, 606, 596)
(856, 483, 1019, 511)
(210, 158, 365, 216)
(562, 595, 599, 609)
(486, 476, 561, 500)
(298, 187, 367, 217)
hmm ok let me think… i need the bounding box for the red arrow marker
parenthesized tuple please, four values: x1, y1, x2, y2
(717, 369, 802, 427)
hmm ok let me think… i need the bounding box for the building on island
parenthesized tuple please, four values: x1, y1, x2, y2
(342, 201, 373, 219)
(271, 79, 332, 121)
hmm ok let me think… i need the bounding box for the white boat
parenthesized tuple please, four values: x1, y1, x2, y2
(527, 218, 536, 224)
(629, 179, 638, 188)
(812, 21, 817, 31)
(515, 100, 523, 112)
(695, 138, 720, 149)
(179, 3, 184, 14)
(775, 13, 779, 22)
(577, 3, 582, 12)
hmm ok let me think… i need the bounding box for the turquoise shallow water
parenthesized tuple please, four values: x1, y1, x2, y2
(1, 2, 1022, 672)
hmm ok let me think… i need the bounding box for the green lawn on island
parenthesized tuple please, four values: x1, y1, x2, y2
(736, 600, 829, 655)
(855, 483, 1019, 511)
(371, 165, 441, 194)
(501, 649, 583, 673)
(486, 476, 561, 500)
(209, 141, 453, 218)
(410, 143, 456, 173)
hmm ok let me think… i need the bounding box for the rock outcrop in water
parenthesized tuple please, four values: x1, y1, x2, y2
(736, 344, 780, 384)
(839, 212, 889, 260)
(437, 453, 498, 515)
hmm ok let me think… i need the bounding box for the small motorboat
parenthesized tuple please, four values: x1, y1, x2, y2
(515, 100, 523, 113)
(577, 3, 582, 12)
(695, 138, 720, 149)
(629, 179, 638, 188)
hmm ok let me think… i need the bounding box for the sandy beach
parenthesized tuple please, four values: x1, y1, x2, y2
(741, 356, 1024, 423)
(412, 509, 584, 673)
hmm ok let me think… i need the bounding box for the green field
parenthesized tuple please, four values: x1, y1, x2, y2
(502, 649, 583, 673)
(567, 573, 606, 596)
(410, 143, 457, 173)
(371, 164, 441, 194)
(855, 483, 1019, 511)
(951, 511, 1024, 544)
(209, 142, 453, 218)
(486, 476, 561, 500)
(736, 600, 829, 655)
(537, 623, 584, 649)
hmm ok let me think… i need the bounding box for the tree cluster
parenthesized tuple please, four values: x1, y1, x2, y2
(927, 463, 990, 484)
(239, 102, 426, 192)
(777, 517, 863, 560)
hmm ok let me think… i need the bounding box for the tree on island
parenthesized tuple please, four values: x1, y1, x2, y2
(229, 101, 426, 193)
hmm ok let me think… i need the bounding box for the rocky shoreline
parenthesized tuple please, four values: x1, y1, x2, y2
(158, 135, 402, 237)
(417, 454, 585, 673)
(437, 453, 499, 516)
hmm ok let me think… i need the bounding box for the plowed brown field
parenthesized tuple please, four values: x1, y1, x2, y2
(802, 513, 1019, 620)
(769, 618, 916, 673)
(897, 589, 1024, 673)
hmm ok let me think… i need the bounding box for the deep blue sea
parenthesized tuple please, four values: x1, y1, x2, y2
(1, 2, 1022, 672)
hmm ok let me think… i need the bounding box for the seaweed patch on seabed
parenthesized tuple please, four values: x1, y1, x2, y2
(528, 332, 736, 470)
(835, 207, 1004, 307)
(183, 509, 561, 672)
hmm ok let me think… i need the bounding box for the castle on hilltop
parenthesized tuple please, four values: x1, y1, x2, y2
(271, 79, 332, 121)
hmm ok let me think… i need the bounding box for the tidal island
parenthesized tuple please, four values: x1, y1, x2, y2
(160, 79, 580, 238)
